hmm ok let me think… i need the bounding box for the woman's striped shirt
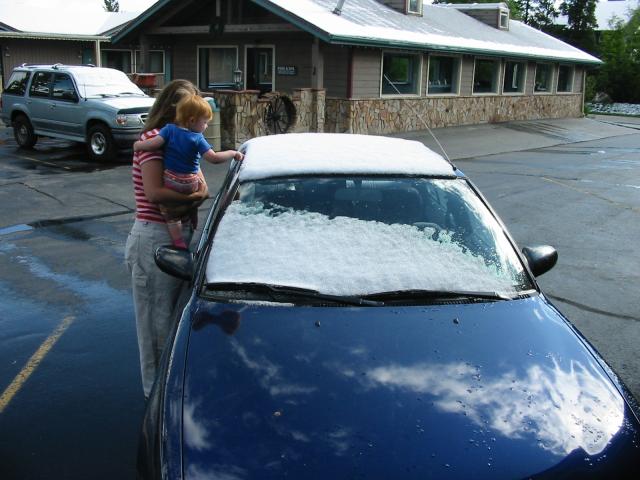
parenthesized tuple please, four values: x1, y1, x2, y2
(132, 129, 166, 224)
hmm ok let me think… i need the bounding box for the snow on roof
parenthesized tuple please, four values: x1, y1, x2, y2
(238, 133, 457, 181)
(0, 2, 138, 36)
(258, 0, 601, 64)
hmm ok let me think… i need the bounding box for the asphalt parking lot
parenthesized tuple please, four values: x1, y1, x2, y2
(0, 116, 639, 479)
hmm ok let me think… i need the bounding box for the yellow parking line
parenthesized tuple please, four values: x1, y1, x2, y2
(0, 315, 75, 414)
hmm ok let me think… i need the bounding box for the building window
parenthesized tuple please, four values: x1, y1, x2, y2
(557, 65, 574, 92)
(407, 0, 422, 14)
(500, 11, 509, 29)
(427, 55, 460, 95)
(134, 51, 165, 74)
(535, 63, 553, 93)
(473, 58, 500, 94)
(101, 50, 133, 73)
(381, 52, 421, 95)
(503, 61, 525, 94)
(198, 46, 238, 90)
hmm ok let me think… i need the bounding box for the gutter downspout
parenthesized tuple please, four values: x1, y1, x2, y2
(582, 68, 587, 117)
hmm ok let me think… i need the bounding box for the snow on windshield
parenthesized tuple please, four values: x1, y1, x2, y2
(74, 69, 144, 97)
(206, 202, 517, 296)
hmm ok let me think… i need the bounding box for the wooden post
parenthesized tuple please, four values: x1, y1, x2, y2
(311, 37, 324, 90)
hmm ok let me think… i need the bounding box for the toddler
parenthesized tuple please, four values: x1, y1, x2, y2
(134, 94, 244, 248)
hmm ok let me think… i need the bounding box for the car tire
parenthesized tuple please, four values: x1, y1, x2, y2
(87, 124, 117, 162)
(13, 114, 38, 148)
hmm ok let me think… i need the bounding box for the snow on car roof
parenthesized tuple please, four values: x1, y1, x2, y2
(238, 133, 457, 181)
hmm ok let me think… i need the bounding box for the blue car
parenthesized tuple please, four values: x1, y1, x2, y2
(139, 133, 640, 479)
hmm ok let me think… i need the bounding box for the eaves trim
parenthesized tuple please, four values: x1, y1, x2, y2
(111, 0, 175, 44)
(0, 31, 111, 42)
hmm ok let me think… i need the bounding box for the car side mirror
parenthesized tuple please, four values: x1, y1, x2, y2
(154, 246, 194, 281)
(522, 245, 558, 277)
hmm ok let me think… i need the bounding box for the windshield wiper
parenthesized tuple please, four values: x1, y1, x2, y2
(363, 289, 512, 303)
(206, 282, 383, 306)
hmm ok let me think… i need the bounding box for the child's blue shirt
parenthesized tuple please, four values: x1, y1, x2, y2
(159, 123, 212, 173)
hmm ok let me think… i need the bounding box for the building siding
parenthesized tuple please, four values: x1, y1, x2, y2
(351, 49, 382, 98)
(1, 38, 92, 87)
(323, 44, 349, 98)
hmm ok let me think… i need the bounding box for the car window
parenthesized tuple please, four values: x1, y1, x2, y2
(4, 71, 31, 95)
(52, 73, 78, 102)
(206, 176, 534, 296)
(73, 68, 145, 97)
(29, 72, 53, 98)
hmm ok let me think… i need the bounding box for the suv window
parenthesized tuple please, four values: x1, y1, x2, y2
(4, 71, 31, 96)
(29, 72, 53, 98)
(52, 73, 78, 102)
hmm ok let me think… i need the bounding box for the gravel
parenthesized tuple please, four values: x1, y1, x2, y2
(586, 102, 640, 116)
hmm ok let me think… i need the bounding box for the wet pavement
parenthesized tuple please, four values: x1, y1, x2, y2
(0, 118, 639, 479)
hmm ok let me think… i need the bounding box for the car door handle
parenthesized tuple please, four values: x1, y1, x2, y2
(49, 104, 56, 109)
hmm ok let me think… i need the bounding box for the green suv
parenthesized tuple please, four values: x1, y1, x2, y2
(0, 64, 155, 161)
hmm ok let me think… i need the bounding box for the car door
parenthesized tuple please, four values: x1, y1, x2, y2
(49, 73, 83, 137)
(26, 71, 54, 132)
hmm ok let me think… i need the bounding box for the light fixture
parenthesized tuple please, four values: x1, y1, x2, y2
(233, 68, 242, 90)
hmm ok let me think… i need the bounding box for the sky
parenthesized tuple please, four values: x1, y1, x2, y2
(0, 0, 158, 13)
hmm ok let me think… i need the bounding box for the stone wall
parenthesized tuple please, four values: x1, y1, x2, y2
(204, 88, 326, 149)
(204, 90, 582, 147)
(324, 94, 584, 134)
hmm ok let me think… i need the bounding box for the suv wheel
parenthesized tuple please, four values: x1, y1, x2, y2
(87, 124, 117, 162)
(13, 114, 38, 148)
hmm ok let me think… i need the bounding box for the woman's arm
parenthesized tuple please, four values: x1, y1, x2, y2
(134, 135, 165, 152)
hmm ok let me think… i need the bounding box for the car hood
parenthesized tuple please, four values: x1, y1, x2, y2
(85, 96, 154, 110)
(178, 295, 640, 479)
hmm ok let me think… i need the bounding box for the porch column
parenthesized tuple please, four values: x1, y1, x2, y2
(94, 40, 102, 67)
(311, 37, 324, 89)
(138, 34, 150, 73)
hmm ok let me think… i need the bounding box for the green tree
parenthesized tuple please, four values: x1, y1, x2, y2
(594, 9, 640, 102)
(529, 0, 558, 32)
(559, 0, 598, 53)
(103, 0, 120, 12)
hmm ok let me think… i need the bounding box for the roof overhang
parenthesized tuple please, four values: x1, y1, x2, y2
(0, 31, 110, 42)
(250, 0, 602, 66)
(111, 0, 175, 44)
(111, 0, 602, 66)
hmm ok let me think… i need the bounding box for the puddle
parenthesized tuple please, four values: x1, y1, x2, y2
(0, 224, 34, 236)
(0, 210, 132, 237)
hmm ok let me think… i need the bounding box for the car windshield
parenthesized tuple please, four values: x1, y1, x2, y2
(206, 176, 534, 298)
(73, 69, 145, 97)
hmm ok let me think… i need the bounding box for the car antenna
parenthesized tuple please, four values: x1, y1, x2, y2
(382, 74, 455, 169)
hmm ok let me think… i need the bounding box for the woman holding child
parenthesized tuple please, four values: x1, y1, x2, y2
(124, 79, 242, 398)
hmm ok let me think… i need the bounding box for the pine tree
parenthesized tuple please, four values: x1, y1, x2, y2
(559, 0, 598, 53)
(595, 8, 640, 102)
(529, 0, 558, 32)
(103, 0, 120, 12)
